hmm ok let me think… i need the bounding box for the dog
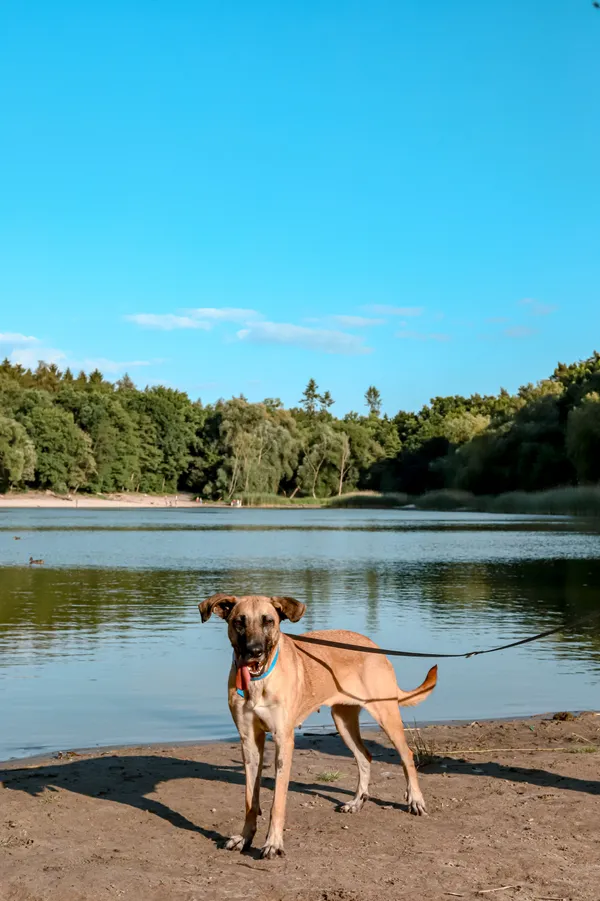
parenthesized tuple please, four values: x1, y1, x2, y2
(199, 592, 437, 859)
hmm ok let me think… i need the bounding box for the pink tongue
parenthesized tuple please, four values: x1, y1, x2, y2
(236, 665, 251, 693)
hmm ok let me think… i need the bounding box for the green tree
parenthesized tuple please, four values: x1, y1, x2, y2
(215, 398, 299, 498)
(298, 422, 344, 498)
(365, 385, 382, 417)
(57, 386, 141, 492)
(567, 393, 600, 483)
(0, 413, 37, 490)
(17, 392, 96, 492)
(319, 390, 335, 414)
(299, 379, 320, 416)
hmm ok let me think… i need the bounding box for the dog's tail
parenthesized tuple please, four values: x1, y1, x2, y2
(397, 665, 438, 707)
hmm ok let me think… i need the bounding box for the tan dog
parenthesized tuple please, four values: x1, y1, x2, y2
(199, 592, 437, 859)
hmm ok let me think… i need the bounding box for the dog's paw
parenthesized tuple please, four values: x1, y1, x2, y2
(224, 834, 250, 852)
(260, 841, 285, 860)
(337, 793, 368, 814)
(405, 791, 427, 816)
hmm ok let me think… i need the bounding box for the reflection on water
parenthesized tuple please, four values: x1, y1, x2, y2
(0, 509, 599, 761)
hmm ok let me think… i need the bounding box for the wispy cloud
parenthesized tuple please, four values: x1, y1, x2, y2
(185, 307, 260, 323)
(236, 321, 371, 355)
(125, 313, 211, 331)
(329, 315, 385, 328)
(486, 316, 509, 324)
(2, 327, 158, 375)
(519, 298, 557, 316)
(0, 332, 40, 345)
(126, 308, 261, 330)
(504, 326, 537, 339)
(396, 329, 450, 342)
(364, 305, 424, 317)
(76, 358, 155, 374)
(10, 346, 67, 367)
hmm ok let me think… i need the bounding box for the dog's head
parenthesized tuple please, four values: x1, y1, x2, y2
(199, 593, 306, 677)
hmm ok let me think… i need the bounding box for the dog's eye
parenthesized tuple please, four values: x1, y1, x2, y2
(262, 616, 274, 628)
(232, 617, 245, 631)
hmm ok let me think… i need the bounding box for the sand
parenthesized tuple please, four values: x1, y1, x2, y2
(1, 713, 599, 901)
(0, 492, 206, 510)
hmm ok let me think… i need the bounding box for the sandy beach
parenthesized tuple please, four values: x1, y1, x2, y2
(1, 713, 598, 901)
(0, 492, 205, 510)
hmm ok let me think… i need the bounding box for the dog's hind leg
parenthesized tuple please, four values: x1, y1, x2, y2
(331, 704, 372, 814)
(225, 716, 265, 852)
(365, 699, 426, 816)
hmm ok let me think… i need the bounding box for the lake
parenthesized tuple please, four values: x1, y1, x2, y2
(1, 507, 599, 762)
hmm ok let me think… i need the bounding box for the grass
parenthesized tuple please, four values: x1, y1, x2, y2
(568, 745, 598, 754)
(316, 770, 343, 783)
(410, 727, 439, 769)
(239, 493, 324, 506)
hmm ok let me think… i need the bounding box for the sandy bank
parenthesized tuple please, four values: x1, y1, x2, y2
(0, 491, 208, 510)
(1, 713, 598, 901)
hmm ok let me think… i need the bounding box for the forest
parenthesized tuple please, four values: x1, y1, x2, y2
(1, 352, 600, 500)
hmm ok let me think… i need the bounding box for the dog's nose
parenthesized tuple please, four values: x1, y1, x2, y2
(245, 642, 264, 658)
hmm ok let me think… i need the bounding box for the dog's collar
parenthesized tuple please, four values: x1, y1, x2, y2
(234, 647, 280, 697)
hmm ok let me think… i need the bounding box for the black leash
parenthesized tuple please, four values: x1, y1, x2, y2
(292, 609, 600, 660)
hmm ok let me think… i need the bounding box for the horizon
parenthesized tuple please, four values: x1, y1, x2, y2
(1, 2, 599, 415)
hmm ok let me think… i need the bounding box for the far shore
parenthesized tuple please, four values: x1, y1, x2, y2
(0, 491, 218, 510)
(0, 492, 324, 510)
(3, 485, 600, 516)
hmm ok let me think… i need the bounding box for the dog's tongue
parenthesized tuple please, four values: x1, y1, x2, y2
(236, 665, 251, 693)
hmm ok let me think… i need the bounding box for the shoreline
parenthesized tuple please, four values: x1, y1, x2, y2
(2, 709, 597, 769)
(0, 491, 325, 510)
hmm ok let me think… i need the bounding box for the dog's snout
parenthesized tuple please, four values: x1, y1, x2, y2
(245, 641, 264, 659)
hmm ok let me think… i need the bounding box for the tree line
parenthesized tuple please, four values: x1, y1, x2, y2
(1, 353, 600, 498)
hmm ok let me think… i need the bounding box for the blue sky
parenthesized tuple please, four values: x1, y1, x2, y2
(1, 1, 598, 415)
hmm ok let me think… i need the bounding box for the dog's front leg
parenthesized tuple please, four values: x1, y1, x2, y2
(261, 727, 294, 859)
(225, 714, 265, 852)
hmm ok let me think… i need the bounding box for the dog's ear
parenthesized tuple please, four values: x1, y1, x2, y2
(270, 596, 306, 623)
(199, 593, 237, 622)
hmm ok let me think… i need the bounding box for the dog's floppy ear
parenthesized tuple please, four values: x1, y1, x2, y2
(199, 593, 237, 622)
(270, 596, 306, 623)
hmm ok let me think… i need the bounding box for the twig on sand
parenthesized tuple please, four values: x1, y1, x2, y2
(443, 747, 568, 754)
(476, 888, 519, 895)
(444, 894, 465, 897)
(571, 732, 594, 744)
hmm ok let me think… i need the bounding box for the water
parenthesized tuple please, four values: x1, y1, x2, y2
(1, 507, 599, 762)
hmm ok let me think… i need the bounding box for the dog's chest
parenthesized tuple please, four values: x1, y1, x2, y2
(234, 685, 283, 734)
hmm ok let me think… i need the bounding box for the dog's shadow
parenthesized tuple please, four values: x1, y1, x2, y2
(0, 733, 373, 854)
(1, 732, 598, 855)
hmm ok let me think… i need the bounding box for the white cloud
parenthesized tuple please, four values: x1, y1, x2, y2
(185, 307, 261, 323)
(1, 327, 162, 377)
(364, 304, 424, 317)
(504, 326, 537, 339)
(0, 332, 40, 345)
(396, 329, 450, 342)
(519, 299, 557, 316)
(125, 313, 211, 331)
(329, 315, 385, 328)
(10, 346, 67, 367)
(77, 358, 154, 374)
(236, 321, 371, 355)
(126, 308, 261, 331)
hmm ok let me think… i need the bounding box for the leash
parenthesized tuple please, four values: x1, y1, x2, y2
(291, 609, 600, 660)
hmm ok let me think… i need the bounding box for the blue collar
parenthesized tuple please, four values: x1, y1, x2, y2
(235, 647, 280, 697)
